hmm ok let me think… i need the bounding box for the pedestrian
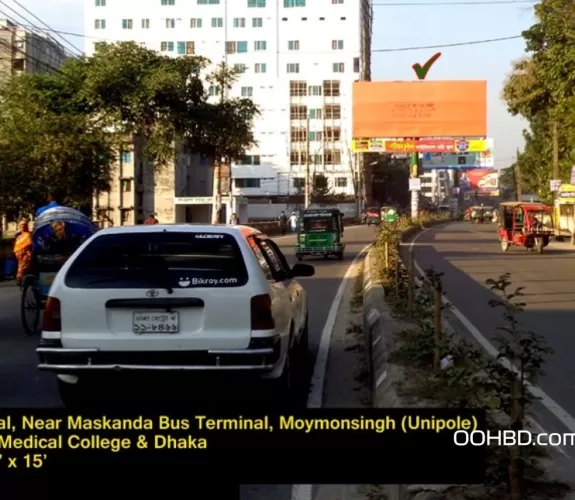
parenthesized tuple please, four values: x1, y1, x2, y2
(13, 220, 33, 285)
(289, 211, 298, 232)
(278, 211, 287, 236)
(36, 193, 61, 218)
(229, 213, 239, 225)
(144, 213, 159, 225)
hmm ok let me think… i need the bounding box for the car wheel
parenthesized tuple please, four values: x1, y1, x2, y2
(58, 378, 85, 407)
(336, 252, 344, 260)
(296, 254, 303, 261)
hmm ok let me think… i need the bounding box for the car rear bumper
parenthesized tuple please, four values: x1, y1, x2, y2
(37, 336, 281, 373)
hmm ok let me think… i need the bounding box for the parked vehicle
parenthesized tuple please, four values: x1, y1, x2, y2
(37, 224, 314, 405)
(497, 202, 554, 253)
(295, 208, 344, 260)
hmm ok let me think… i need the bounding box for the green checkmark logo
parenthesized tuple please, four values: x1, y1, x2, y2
(412, 52, 442, 80)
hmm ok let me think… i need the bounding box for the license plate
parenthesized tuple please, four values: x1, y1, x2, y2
(133, 312, 179, 334)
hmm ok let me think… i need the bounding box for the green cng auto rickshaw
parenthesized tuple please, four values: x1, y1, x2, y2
(295, 208, 345, 260)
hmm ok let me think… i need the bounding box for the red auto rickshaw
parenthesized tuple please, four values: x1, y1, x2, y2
(497, 202, 554, 254)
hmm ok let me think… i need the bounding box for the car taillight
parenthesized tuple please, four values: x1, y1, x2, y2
(250, 294, 275, 330)
(43, 297, 61, 332)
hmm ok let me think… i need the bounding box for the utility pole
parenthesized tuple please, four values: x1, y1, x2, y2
(304, 115, 311, 208)
(410, 150, 419, 220)
(513, 148, 522, 201)
(552, 119, 559, 203)
(211, 68, 225, 224)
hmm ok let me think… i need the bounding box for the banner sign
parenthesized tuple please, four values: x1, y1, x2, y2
(351, 138, 490, 154)
(458, 169, 499, 196)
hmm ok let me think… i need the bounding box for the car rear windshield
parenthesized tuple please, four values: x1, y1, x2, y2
(64, 232, 248, 289)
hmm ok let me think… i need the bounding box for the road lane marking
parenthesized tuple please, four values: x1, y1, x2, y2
(367, 308, 380, 326)
(410, 226, 575, 446)
(372, 335, 381, 347)
(292, 242, 371, 500)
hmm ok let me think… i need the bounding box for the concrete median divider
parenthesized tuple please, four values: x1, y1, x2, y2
(361, 219, 454, 500)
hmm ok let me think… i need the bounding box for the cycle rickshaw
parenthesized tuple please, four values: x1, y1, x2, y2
(20, 208, 98, 335)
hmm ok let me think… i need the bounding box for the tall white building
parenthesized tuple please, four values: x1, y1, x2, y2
(84, 0, 373, 199)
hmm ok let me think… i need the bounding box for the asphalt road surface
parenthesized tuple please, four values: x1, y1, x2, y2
(0, 225, 376, 500)
(409, 221, 575, 438)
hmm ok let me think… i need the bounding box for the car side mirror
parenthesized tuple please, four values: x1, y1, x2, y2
(291, 263, 315, 278)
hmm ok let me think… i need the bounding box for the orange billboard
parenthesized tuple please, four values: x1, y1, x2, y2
(352, 81, 487, 138)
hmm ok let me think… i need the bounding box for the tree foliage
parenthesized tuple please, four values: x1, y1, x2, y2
(0, 42, 258, 218)
(502, 0, 575, 197)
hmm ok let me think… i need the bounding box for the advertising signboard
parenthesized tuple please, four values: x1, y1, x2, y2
(458, 169, 499, 196)
(352, 80, 487, 138)
(351, 138, 490, 154)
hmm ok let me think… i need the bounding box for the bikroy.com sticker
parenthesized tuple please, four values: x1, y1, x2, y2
(177, 276, 239, 287)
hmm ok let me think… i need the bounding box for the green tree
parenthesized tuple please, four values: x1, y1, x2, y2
(311, 173, 334, 200)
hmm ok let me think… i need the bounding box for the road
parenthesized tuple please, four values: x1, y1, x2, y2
(410, 221, 575, 438)
(0, 225, 376, 500)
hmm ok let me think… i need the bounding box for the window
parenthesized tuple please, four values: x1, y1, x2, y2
(332, 40, 343, 50)
(225, 41, 236, 54)
(309, 108, 322, 119)
(290, 151, 307, 165)
(237, 41, 248, 52)
(94, 19, 106, 29)
(211, 17, 223, 27)
(323, 80, 340, 96)
(238, 155, 261, 165)
(209, 85, 220, 96)
(293, 177, 305, 189)
(241, 86, 253, 97)
(141, 18, 150, 28)
(233, 17, 246, 27)
(353, 57, 360, 72)
(190, 18, 202, 27)
(120, 179, 132, 192)
(122, 19, 133, 29)
(289, 80, 307, 96)
(323, 150, 341, 164)
(254, 41, 266, 51)
(290, 105, 307, 119)
(288, 40, 299, 51)
(252, 17, 263, 27)
(333, 62, 344, 72)
(309, 131, 323, 141)
(160, 41, 175, 51)
(234, 178, 261, 188)
(247, 236, 272, 281)
(177, 41, 186, 54)
(234, 63, 246, 73)
(324, 126, 341, 140)
(186, 41, 195, 54)
(324, 104, 341, 119)
(256, 238, 290, 281)
(309, 85, 322, 96)
(161, 0, 175, 4)
(95, 0, 105, 6)
(121, 151, 132, 163)
(64, 232, 248, 290)
(166, 18, 175, 28)
(287, 63, 299, 73)
(255, 63, 267, 73)
(248, 0, 266, 6)
(198, 0, 220, 3)
(291, 127, 307, 141)
(332, 0, 343, 3)
(284, 0, 305, 6)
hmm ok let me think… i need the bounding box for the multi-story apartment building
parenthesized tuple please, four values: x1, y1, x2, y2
(84, 0, 373, 200)
(0, 19, 67, 84)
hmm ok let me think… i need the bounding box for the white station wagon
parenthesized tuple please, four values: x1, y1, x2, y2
(36, 224, 314, 405)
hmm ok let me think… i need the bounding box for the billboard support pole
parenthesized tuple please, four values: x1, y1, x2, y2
(410, 151, 419, 221)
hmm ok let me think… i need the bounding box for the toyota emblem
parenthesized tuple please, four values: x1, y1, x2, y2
(146, 289, 159, 298)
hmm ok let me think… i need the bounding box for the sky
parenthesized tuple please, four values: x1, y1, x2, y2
(2, 0, 536, 170)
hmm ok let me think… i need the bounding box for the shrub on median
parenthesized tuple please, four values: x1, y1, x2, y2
(373, 222, 569, 499)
